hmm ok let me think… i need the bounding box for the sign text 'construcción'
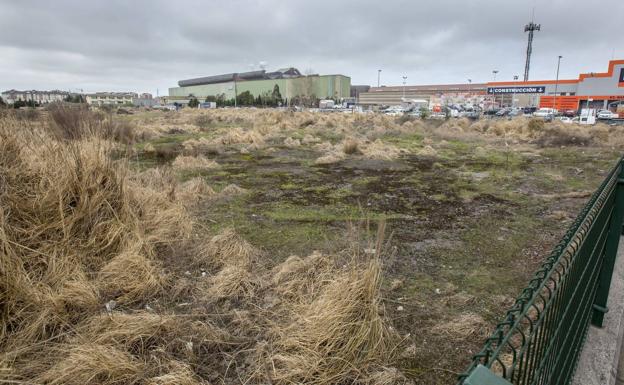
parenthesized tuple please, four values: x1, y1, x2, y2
(487, 86, 546, 94)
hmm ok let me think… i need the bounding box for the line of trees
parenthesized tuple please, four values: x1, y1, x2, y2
(190, 83, 324, 109)
(1, 94, 86, 109)
(200, 85, 299, 108)
(64, 94, 85, 103)
(12, 99, 40, 108)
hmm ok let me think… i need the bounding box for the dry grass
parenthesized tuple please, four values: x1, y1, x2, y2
(269, 259, 399, 385)
(205, 264, 255, 300)
(97, 249, 166, 304)
(0, 110, 516, 385)
(176, 177, 216, 203)
(220, 183, 248, 197)
(198, 228, 258, 267)
(361, 139, 404, 160)
(284, 136, 301, 147)
(431, 313, 490, 340)
(343, 137, 361, 154)
(36, 344, 145, 385)
(171, 154, 220, 171)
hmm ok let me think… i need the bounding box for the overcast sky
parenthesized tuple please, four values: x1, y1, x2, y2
(1, 0, 622, 95)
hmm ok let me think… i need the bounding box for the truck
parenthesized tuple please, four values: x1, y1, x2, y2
(579, 108, 596, 125)
(319, 100, 335, 109)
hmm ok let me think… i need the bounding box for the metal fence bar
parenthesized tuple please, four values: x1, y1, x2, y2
(592, 164, 624, 327)
(459, 157, 624, 385)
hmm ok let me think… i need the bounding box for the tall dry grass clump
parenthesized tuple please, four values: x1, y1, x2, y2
(0, 116, 195, 382)
(47, 104, 136, 144)
(268, 259, 399, 384)
(171, 154, 220, 171)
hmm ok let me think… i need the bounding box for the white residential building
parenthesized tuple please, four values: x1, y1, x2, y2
(1, 89, 72, 104)
(86, 92, 138, 106)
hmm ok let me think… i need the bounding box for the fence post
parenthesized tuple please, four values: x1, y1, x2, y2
(592, 160, 624, 327)
(464, 365, 513, 385)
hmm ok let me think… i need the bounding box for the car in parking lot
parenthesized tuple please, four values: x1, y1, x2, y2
(597, 110, 619, 120)
(508, 108, 524, 117)
(533, 108, 556, 119)
(495, 108, 512, 117)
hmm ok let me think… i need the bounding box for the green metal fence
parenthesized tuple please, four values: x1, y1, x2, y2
(458, 156, 624, 385)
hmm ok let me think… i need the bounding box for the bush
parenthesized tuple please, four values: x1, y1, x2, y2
(396, 114, 415, 125)
(536, 126, 592, 147)
(299, 118, 315, 128)
(194, 114, 213, 131)
(14, 108, 40, 121)
(342, 138, 360, 154)
(47, 104, 135, 144)
(153, 143, 180, 160)
(528, 118, 545, 132)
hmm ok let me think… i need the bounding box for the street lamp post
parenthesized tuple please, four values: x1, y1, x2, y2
(233, 76, 238, 108)
(402, 76, 407, 100)
(553, 55, 563, 112)
(492, 70, 500, 107)
(377, 69, 382, 87)
(512, 75, 519, 108)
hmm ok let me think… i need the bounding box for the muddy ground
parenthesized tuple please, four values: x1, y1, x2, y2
(132, 114, 621, 384)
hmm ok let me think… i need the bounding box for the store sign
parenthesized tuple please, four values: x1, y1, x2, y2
(487, 86, 546, 94)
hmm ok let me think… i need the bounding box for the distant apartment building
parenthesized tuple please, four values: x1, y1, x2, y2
(85, 92, 155, 107)
(86, 92, 138, 106)
(133, 93, 156, 107)
(1, 89, 72, 104)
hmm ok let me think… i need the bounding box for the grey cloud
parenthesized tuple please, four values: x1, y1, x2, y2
(0, 0, 622, 94)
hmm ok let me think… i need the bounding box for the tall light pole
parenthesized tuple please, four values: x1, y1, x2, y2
(553, 55, 562, 111)
(492, 70, 499, 106)
(402, 76, 407, 99)
(512, 75, 519, 108)
(377, 69, 382, 87)
(233, 75, 238, 108)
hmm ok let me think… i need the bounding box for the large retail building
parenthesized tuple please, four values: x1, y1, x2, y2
(488, 59, 624, 111)
(358, 59, 624, 111)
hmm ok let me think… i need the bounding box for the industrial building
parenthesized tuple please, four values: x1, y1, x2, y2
(167, 67, 350, 105)
(358, 83, 488, 107)
(358, 59, 624, 112)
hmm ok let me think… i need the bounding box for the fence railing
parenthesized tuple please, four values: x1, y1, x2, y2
(458, 156, 624, 385)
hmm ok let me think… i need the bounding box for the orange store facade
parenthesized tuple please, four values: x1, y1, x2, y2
(486, 59, 624, 112)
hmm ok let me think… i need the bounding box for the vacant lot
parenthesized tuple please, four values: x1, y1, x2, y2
(1, 107, 622, 384)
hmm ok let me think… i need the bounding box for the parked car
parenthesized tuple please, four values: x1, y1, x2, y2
(533, 108, 556, 118)
(508, 108, 523, 117)
(495, 108, 511, 117)
(483, 108, 500, 116)
(459, 111, 480, 119)
(561, 109, 577, 117)
(597, 110, 619, 120)
(557, 116, 574, 124)
(522, 106, 537, 114)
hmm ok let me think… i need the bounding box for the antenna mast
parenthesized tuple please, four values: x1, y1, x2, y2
(523, 11, 540, 81)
